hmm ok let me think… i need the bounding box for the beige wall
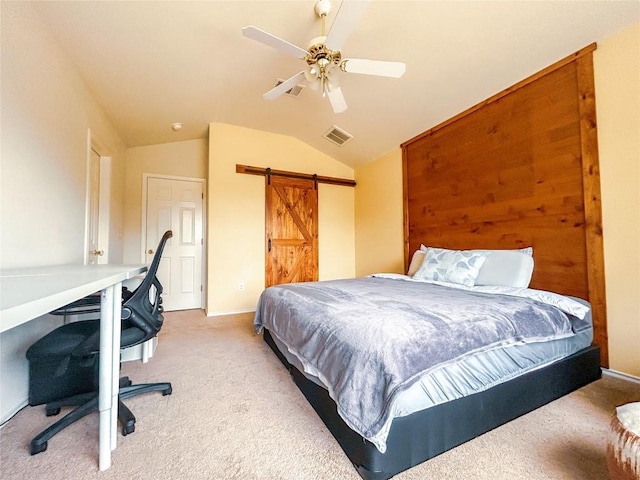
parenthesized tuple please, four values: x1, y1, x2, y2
(0, 3, 128, 421)
(354, 149, 404, 277)
(353, 24, 640, 378)
(594, 22, 640, 377)
(1, 3, 127, 269)
(123, 139, 208, 264)
(207, 123, 355, 315)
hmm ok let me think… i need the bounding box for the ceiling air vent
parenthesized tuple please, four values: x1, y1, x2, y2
(323, 125, 353, 147)
(274, 79, 304, 97)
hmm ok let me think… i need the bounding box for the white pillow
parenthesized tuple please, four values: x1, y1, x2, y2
(420, 245, 531, 257)
(414, 247, 488, 286)
(519, 246, 533, 256)
(474, 250, 534, 288)
(407, 250, 426, 277)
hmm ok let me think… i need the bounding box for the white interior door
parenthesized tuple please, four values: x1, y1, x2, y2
(86, 148, 107, 264)
(145, 176, 204, 311)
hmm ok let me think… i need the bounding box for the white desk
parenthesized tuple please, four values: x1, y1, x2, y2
(0, 264, 147, 470)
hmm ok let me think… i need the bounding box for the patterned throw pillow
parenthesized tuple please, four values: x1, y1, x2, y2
(413, 247, 489, 286)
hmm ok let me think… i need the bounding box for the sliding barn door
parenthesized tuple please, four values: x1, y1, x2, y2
(265, 176, 318, 287)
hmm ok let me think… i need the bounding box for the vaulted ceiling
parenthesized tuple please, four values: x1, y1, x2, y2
(29, 1, 639, 168)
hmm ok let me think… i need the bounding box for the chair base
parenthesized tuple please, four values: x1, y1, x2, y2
(30, 378, 172, 455)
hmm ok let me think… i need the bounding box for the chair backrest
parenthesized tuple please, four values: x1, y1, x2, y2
(120, 230, 173, 347)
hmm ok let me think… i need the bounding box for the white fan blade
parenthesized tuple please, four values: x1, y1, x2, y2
(242, 26, 308, 59)
(263, 72, 306, 100)
(342, 58, 406, 78)
(325, 0, 370, 51)
(328, 86, 347, 114)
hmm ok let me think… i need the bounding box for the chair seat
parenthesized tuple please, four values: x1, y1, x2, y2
(27, 320, 151, 360)
(26, 321, 99, 359)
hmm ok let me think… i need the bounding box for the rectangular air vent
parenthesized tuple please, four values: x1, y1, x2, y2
(274, 79, 304, 97)
(323, 125, 353, 146)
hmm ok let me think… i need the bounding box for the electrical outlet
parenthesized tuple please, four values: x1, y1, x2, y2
(238, 282, 245, 292)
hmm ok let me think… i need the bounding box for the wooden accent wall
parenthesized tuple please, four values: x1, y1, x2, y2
(401, 44, 608, 366)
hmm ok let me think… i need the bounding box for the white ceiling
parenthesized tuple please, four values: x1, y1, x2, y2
(29, 1, 639, 168)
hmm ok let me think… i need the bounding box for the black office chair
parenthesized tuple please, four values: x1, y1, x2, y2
(26, 230, 174, 455)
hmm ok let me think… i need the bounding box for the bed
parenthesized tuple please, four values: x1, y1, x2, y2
(254, 247, 602, 479)
(253, 45, 605, 479)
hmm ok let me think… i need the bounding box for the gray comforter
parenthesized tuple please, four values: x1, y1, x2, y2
(254, 277, 577, 452)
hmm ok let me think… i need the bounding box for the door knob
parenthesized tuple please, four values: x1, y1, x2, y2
(147, 249, 154, 254)
(91, 250, 104, 256)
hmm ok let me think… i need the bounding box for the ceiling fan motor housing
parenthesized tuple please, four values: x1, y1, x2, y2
(306, 40, 342, 71)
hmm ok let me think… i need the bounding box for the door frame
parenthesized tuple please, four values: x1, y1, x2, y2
(84, 129, 111, 265)
(141, 173, 207, 308)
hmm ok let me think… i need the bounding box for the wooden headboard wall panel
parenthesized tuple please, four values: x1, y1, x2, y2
(401, 44, 608, 365)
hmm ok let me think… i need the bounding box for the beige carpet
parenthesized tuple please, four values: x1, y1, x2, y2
(1, 310, 638, 480)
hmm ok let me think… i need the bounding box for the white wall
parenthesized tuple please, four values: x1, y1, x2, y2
(0, 3, 127, 422)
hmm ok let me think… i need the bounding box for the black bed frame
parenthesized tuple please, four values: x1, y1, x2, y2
(263, 329, 601, 480)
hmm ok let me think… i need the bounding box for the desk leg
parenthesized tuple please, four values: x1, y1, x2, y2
(98, 283, 120, 471)
(110, 282, 122, 450)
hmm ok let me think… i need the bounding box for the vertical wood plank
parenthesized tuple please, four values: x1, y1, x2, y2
(402, 146, 410, 273)
(576, 53, 609, 367)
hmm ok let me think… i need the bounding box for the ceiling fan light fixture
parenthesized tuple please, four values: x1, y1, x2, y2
(327, 74, 339, 91)
(304, 66, 319, 82)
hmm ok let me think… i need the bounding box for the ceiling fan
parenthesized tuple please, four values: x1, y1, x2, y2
(242, 0, 406, 114)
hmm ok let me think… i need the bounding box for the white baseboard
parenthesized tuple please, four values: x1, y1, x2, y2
(602, 368, 640, 385)
(0, 398, 27, 428)
(206, 309, 254, 317)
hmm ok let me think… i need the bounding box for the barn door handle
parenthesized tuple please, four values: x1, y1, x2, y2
(268, 238, 271, 252)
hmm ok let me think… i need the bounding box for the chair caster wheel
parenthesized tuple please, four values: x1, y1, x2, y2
(45, 407, 61, 416)
(31, 441, 47, 455)
(122, 423, 135, 436)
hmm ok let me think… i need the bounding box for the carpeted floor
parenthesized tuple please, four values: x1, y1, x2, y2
(1, 310, 638, 480)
